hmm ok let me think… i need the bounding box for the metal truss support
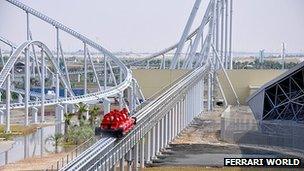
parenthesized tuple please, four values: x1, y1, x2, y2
(41, 47, 45, 123)
(84, 43, 88, 94)
(170, 0, 202, 69)
(211, 44, 240, 105)
(229, 0, 233, 69)
(104, 54, 107, 91)
(224, 0, 228, 68)
(184, 0, 213, 69)
(24, 12, 30, 126)
(56, 27, 60, 100)
(0, 48, 4, 65)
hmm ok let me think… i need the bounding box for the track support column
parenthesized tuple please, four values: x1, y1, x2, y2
(133, 143, 138, 171)
(145, 131, 151, 164)
(140, 138, 145, 168)
(41, 47, 45, 123)
(5, 74, 11, 133)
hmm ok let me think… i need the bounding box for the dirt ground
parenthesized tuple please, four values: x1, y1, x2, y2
(172, 108, 224, 145)
(147, 106, 304, 169)
(0, 152, 69, 171)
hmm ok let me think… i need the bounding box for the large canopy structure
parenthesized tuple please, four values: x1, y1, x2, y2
(248, 61, 304, 123)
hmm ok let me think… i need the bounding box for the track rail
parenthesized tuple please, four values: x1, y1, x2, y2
(61, 63, 209, 170)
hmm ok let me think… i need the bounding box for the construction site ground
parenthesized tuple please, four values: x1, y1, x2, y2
(146, 107, 304, 170)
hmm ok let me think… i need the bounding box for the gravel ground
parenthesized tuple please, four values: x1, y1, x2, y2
(148, 107, 304, 169)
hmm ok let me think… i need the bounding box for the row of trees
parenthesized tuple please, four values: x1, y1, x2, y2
(233, 59, 298, 69)
(48, 102, 101, 152)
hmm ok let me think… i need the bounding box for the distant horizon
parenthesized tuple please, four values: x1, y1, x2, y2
(1, 0, 304, 54)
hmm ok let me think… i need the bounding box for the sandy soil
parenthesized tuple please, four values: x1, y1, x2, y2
(148, 106, 304, 169)
(173, 107, 225, 145)
(0, 152, 69, 171)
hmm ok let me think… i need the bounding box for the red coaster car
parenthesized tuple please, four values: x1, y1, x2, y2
(95, 108, 136, 138)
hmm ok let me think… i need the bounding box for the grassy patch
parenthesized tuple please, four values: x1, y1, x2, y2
(0, 124, 51, 140)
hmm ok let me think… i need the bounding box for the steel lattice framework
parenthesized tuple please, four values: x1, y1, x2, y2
(248, 62, 304, 123)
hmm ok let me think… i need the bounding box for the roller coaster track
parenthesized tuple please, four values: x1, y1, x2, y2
(1, 0, 234, 170)
(0, 41, 132, 110)
(2, 0, 137, 110)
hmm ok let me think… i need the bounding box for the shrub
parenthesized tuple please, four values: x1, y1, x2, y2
(66, 124, 94, 145)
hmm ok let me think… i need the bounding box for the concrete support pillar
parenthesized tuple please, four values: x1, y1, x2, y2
(173, 105, 176, 138)
(151, 126, 156, 160)
(17, 94, 23, 103)
(77, 74, 81, 82)
(5, 74, 11, 133)
(177, 102, 180, 134)
(103, 98, 111, 114)
(40, 127, 44, 156)
(0, 110, 3, 124)
(24, 136, 29, 158)
(127, 150, 132, 171)
(64, 88, 68, 114)
(140, 138, 145, 168)
(55, 104, 64, 134)
(119, 157, 124, 171)
(119, 93, 124, 110)
(5, 151, 8, 165)
(159, 118, 163, 150)
(128, 86, 134, 113)
(183, 98, 186, 129)
(31, 107, 38, 124)
(168, 109, 172, 142)
(52, 74, 55, 87)
(133, 143, 139, 171)
(155, 122, 160, 155)
(164, 112, 169, 146)
(176, 102, 179, 136)
(145, 131, 151, 163)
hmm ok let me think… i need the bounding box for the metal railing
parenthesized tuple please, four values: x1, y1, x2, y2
(62, 64, 209, 170)
(48, 137, 97, 170)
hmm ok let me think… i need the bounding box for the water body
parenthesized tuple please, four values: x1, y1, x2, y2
(0, 124, 64, 166)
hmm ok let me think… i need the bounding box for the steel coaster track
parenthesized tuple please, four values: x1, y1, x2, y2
(62, 63, 210, 170)
(5, 0, 133, 103)
(0, 41, 132, 110)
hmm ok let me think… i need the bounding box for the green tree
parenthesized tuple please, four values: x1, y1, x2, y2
(77, 102, 88, 123)
(46, 133, 63, 153)
(64, 112, 74, 136)
(89, 105, 100, 126)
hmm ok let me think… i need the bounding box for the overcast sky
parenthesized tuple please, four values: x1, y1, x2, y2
(0, 0, 304, 53)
